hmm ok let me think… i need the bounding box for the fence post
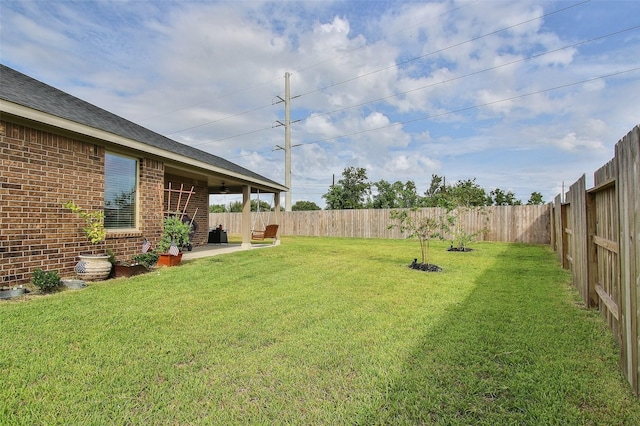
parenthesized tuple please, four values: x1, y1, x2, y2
(561, 202, 569, 270)
(586, 191, 598, 307)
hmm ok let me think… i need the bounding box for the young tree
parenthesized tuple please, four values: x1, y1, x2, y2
(389, 208, 448, 266)
(445, 205, 488, 250)
(438, 179, 489, 250)
(322, 166, 371, 209)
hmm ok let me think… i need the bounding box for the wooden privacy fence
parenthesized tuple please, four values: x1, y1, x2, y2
(210, 204, 551, 244)
(551, 125, 640, 396)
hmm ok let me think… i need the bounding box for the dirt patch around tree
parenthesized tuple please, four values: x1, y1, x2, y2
(447, 246, 474, 252)
(409, 259, 442, 272)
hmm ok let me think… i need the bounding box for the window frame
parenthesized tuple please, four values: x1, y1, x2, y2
(104, 152, 139, 231)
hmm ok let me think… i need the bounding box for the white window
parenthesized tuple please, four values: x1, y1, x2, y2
(104, 153, 137, 229)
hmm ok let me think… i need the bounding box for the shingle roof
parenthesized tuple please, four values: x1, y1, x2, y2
(0, 64, 282, 188)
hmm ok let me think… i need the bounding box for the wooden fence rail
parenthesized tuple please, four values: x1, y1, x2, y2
(551, 125, 640, 396)
(210, 205, 551, 244)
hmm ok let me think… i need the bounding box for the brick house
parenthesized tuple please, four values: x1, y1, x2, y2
(0, 64, 286, 286)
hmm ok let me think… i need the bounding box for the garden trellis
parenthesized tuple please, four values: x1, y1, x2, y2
(162, 182, 199, 238)
(163, 182, 195, 220)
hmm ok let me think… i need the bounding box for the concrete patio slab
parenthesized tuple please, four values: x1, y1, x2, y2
(181, 243, 275, 260)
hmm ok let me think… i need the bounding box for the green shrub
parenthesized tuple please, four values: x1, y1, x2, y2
(32, 269, 61, 292)
(131, 252, 159, 269)
(156, 216, 191, 253)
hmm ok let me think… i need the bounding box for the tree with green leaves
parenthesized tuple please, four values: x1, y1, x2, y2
(422, 174, 449, 207)
(371, 179, 421, 209)
(228, 201, 243, 213)
(438, 179, 489, 250)
(209, 204, 227, 213)
(389, 208, 448, 267)
(449, 178, 491, 207)
(322, 167, 371, 210)
(527, 192, 545, 205)
(445, 205, 489, 251)
(422, 176, 489, 208)
(490, 188, 522, 205)
(321, 168, 542, 211)
(292, 201, 321, 211)
(228, 200, 272, 212)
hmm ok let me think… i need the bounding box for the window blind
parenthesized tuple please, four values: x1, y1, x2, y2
(104, 153, 137, 229)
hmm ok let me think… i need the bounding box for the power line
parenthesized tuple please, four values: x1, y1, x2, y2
(190, 124, 276, 147)
(297, 25, 640, 124)
(294, 0, 591, 99)
(185, 3, 616, 150)
(162, 0, 591, 139)
(304, 68, 640, 146)
(143, 1, 482, 134)
(228, 66, 640, 158)
(220, 26, 638, 155)
(293, 0, 481, 74)
(164, 103, 275, 136)
(138, 78, 282, 125)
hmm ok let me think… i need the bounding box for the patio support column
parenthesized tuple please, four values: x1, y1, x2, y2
(274, 192, 282, 246)
(241, 185, 252, 249)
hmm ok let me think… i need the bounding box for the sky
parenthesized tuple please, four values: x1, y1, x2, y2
(1, 0, 639, 208)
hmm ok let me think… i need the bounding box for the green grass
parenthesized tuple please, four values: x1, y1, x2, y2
(2, 237, 639, 424)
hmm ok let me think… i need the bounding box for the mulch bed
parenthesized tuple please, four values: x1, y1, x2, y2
(447, 246, 474, 252)
(409, 259, 442, 272)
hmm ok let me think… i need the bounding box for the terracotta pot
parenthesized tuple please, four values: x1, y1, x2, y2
(76, 254, 112, 281)
(157, 252, 183, 267)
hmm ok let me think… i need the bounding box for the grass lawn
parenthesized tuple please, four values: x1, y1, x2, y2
(2, 237, 640, 424)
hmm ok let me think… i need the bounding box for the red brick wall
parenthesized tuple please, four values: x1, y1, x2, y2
(0, 120, 169, 286)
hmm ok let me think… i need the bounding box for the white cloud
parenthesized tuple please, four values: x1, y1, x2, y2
(555, 132, 605, 152)
(384, 154, 441, 175)
(2, 0, 638, 207)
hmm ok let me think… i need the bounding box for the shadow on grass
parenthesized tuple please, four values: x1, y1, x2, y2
(356, 244, 639, 425)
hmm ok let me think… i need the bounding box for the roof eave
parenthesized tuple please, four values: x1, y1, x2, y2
(0, 99, 288, 192)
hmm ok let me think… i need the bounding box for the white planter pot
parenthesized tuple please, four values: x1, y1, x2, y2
(76, 254, 112, 281)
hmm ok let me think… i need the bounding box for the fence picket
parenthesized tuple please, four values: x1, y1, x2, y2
(210, 205, 551, 244)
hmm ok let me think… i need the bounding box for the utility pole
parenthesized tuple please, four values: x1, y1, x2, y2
(284, 72, 292, 211)
(274, 72, 300, 211)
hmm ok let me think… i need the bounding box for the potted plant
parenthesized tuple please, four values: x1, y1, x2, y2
(156, 216, 191, 267)
(113, 252, 159, 278)
(63, 200, 112, 281)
